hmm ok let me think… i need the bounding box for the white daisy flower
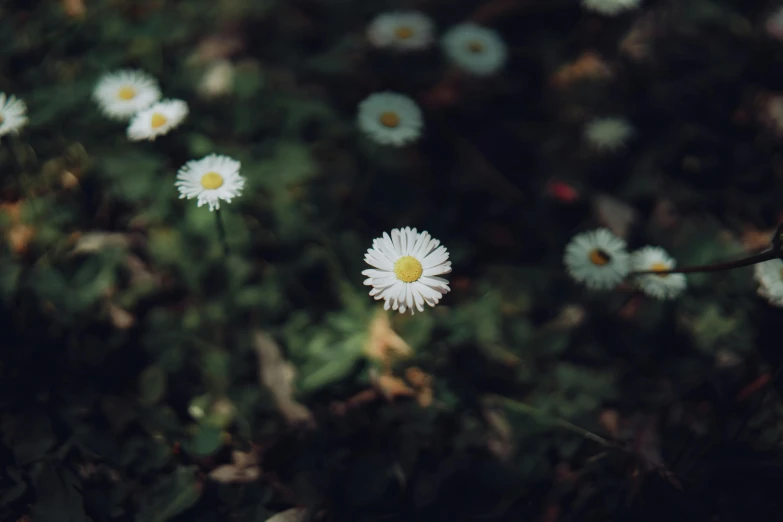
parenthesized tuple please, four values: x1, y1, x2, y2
(175, 154, 245, 211)
(442, 23, 507, 76)
(127, 99, 188, 141)
(93, 69, 162, 120)
(581, 0, 641, 16)
(564, 228, 630, 290)
(367, 11, 435, 51)
(583, 117, 634, 152)
(357, 92, 423, 147)
(629, 246, 687, 300)
(753, 258, 783, 307)
(362, 227, 451, 314)
(0, 93, 28, 137)
(766, 6, 783, 41)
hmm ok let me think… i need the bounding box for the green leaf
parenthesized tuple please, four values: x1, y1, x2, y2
(185, 425, 224, 457)
(139, 365, 167, 405)
(1, 413, 56, 465)
(135, 466, 202, 522)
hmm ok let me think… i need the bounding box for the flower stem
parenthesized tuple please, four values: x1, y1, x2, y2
(629, 249, 778, 276)
(214, 208, 230, 256)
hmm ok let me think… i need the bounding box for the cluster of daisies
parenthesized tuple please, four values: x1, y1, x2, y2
(93, 70, 244, 210)
(92, 70, 188, 141)
(356, 14, 508, 148)
(564, 228, 687, 300)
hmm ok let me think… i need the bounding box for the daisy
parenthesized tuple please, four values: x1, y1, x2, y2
(175, 154, 245, 211)
(766, 6, 783, 41)
(442, 23, 507, 76)
(127, 99, 188, 141)
(583, 117, 634, 152)
(367, 11, 435, 51)
(581, 0, 642, 16)
(93, 69, 161, 120)
(753, 258, 783, 307)
(362, 227, 451, 314)
(629, 246, 687, 300)
(0, 93, 28, 137)
(357, 92, 423, 147)
(564, 228, 630, 290)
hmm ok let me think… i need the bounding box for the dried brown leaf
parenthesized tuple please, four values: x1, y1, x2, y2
(253, 331, 315, 428)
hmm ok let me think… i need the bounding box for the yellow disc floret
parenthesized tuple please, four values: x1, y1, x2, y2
(394, 256, 423, 283)
(379, 111, 401, 128)
(150, 112, 168, 129)
(200, 172, 224, 190)
(588, 249, 611, 266)
(395, 26, 414, 39)
(118, 86, 136, 100)
(467, 40, 484, 53)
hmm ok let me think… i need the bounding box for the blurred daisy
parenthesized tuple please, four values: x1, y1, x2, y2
(367, 11, 435, 51)
(0, 93, 28, 137)
(175, 154, 244, 211)
(362, 227, 451, 314)
(629, 246, 687, 300)
(357, 92, 423, 146)
(766, 6, 783, 41)
(753, 259, 783, 307)
(442, 23, 507, 76)
(93, 69, 161, 120)
(127, 99, 188, 141)
(564, 228, 630, 290)
(582, 0, 641, 16)
(584, 117, 634, 152)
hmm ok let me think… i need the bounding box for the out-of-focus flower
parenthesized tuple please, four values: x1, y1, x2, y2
(564, 228, 630, 290)
(760, 94, 783, 136)
(198, 60, 236, 99)
(442, 23, 507, 76)
(367, 11, 435, 51)
(93, 70, 161, 121)
(753, 259, 783, 306)
(0, 93, 28, 137)
(550, 51, 613, 89)
(584, 117, 634, 152)
(357, 92, 423, 147)
(582, 0, 641, 16)
(766, 6, 783, 41)
(629, 246, 687, 300)
(127, 99, 188, 141)
(362, 227, 451, 314)
(175, 154, 245, 211)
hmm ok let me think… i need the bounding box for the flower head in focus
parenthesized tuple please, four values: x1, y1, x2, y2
(357, 92, 423, 147)
(362, 227, 451, 314)
(175, 154, 245, 211)
(367, 11, 435, 51)
(584, 117, 634, 152)
(442, 23, 507, 76)
(127, 99, 188, 141)
(629, 246, 687, 300)
(582, 0, 642, 16)
(93, 70, 161, 120)
(753, 259, 783, 307)
(0, 93, 28, 137)
(564, 228, 630, 290)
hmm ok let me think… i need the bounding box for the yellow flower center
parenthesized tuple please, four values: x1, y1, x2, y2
(150, 112, 168, 129)
(467, 40, 485, 53)
(651, 262, 670, 277)
(379, 111, 401, 128)
(0, 114, 4, 124)
(588, 249, 611, 266)
(395, 26, 414, 39)
(200, 171, 224, 190)
(118, 86, 136, 100)
(394, 256, 423, 283)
